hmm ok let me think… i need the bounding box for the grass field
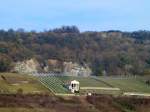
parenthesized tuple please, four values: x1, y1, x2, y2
(38, 75, 150, 94)
(0, 73, 150, 95)
(0, 73, 49, 94)
(38, 76, 113, 94)
(0, 74, 150, 112)
(38, 76, 112, 94)
(98, 77, 150, 93)
(56, 76, 109, 87)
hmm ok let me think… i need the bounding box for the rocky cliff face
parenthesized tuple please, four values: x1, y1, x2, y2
(43, 59, 92, 76)
(63, 62, 92, 77)
(46, 59, 63, 72)
(14, 58, 92, 76)
(14, 59, 40, 74)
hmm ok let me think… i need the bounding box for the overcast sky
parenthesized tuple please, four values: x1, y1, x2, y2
(0, 0, 149, 31)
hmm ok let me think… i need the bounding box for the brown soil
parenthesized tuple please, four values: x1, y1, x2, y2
(0, 94, 150, 112)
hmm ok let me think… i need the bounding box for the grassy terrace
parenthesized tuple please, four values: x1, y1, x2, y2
(0, 73, 49, 94)
(38, 76, 111, 94)
(39, 76, 70, 94)
(38, 75, 150, 94)
(98, 77, 150, 93)
(56, 76, 109, 87)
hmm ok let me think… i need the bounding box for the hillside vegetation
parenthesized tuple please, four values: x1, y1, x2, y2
(0, 26, 150, 75)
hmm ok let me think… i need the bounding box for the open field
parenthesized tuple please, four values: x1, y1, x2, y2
(0, 73, 150, 95)
(38, 76, 112, 94)
(0, 73, 49, 94)
(98, 77, 150, 93)
(0, 73, 150, 112)
(38, 75, 150, 95)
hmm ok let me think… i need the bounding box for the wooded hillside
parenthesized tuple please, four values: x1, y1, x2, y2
(0, 26, 150, 75)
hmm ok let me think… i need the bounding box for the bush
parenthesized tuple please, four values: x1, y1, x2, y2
(0, 54, 12, 72)
(17, 88, 23, 94)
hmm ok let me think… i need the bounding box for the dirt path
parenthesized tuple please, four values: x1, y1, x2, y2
(123, 92, 150, 97)
(80, 87, 120, 91)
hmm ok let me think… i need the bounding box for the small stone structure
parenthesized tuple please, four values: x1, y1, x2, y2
(69, 80, 80, 93)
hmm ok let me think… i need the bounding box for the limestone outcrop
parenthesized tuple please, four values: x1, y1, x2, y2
(63, 62, 92, 77)
(14, 59, 40, 74)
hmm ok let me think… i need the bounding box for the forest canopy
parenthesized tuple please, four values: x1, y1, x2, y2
(0, 26, 150, 75)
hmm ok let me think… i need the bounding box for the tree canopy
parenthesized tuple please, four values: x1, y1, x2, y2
(0, 26, 150, 75)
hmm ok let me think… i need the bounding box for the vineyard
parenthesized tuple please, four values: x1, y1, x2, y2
(39, 76, 117, 94)
(38, 75, 150, 95)
(39, 76, 70, 94)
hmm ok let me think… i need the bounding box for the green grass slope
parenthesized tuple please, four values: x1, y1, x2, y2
(38, 76, 150, 94)
(97, 77, 150, 93)
(38, 76, 111, 94)
(0, 73, 49, 94)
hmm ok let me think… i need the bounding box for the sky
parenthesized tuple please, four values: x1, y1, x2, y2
(0, 0, 150, 32)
